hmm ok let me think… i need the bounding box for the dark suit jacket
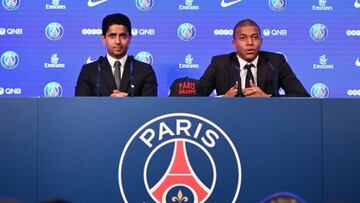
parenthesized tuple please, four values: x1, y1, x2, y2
(200, 51, 310, 97)
(75, 57, 157, 96)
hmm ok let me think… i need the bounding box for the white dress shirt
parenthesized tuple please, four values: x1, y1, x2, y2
(106, 54, 128, 79)
(236, 55, 259, 89)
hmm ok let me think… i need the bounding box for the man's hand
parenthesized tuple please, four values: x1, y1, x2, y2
(111, 90, 128, 97)
(225, 81, 239, 97)
(242, 80, 271, 97)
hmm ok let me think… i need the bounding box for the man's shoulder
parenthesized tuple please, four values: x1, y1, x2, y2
(82, 60, 98, 69)
(211, 52, 236, 61)
(133, 59, 153, 70)
(259, 51, 284, 60)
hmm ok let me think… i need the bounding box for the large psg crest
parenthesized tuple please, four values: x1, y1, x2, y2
(118, 113, 242, 202)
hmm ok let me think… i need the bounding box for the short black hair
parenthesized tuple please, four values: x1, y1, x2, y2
(102, 13, 132, 36)
(232, 19, 261, 39)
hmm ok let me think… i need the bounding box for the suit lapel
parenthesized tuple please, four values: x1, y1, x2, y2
(100, 58, 117, 92)
(228, 52, 241, 87)
(256, 53, 269, 91)
(120, 58, 131, 92)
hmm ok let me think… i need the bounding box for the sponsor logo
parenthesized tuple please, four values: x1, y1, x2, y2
(220, 0, 242, 8)
(347, 89, 360, 96)
(355, 0, 360, 8)
(2, 0, 20, 11)
(313, 55, 334, 69)
(45, 22, 64, 40)
(310, 83, 329, 98)
(131, 28, 156, 36)
(346, 30, 360, 36)
(81, 28, 102, 35)
(0, 87, 21, 95)
(313, 0, 333, 11)
(86, 57, 95, 64)
(179, 0, 200, 10)
(44, 53, 65, 69)
(178, 23, 196, 41)
(179, 54, 200, 69)
(135, 51, 153, 65)
(260, 192, 306, 203)
(309, 23, 328, 41)
(118, 113, 241, 202)
(87, 0, 107, 7)
(262, 28, 287, 37)
(356, 58, 360, 67)
(1, 51, 19, 69)
(213, 29, 233, 36)
(135, 0, 154, 11)
(269, 0, 287, 12)
(44, 82, 63, 97)
(0, 27, 23, 35)
(45, 0, 66, 9)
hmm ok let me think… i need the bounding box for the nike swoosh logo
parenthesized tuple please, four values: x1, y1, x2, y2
(221, 0, 243, 8)
(355, 0, 360, 8)
(87, 0, 108, 7)
(356, 58, 360, 67)
(86, 57, 94, 64)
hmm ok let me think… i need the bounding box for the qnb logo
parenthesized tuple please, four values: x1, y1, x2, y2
(178, 23, 196, 41)
(135, 0, 154, 11)
(118, 113, 242, 202)
(313, 55, 334, 69)
(179, 0, 200, 10)
(0, 87, 22, 96)
(213, 29, 233, 36)
(45, 0, 66, 10)
(347, 89, 360, 96)
(2, 0, 20, 11)
(131, 28, 156, 36)
(263, 29, 287, 37)
(309, 23, 328, 42)
(44, 53, 65, 68)
(179, 54, 200, 69)
(346, 30, 360, 36)
(81, 28, 102, 35)
(269, 0, 287, 12)
(312, 0, 333, 11)
(45, 22, 64, 40)
(44, 82, 63, 97)
(310, 83, 329, 98)
(1, 51, 19, 70)
(135, 51, 154, 65)
(0, 27, 23, 35)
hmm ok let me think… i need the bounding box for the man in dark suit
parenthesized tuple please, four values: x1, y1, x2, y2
(75, 13, 157, 97)
(200, 19, 309, 97)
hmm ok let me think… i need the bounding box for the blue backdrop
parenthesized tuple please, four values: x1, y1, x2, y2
(1, 0, 360, 97)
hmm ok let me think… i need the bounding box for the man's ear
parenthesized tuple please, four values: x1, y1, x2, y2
(101, 35, 105, 44)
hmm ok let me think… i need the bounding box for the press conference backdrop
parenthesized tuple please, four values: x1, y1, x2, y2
(0, 0, 359, 97)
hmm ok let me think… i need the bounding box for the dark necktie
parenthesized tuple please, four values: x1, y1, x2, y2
(114, 61, 121, 90)
(244, 63, 255, 88)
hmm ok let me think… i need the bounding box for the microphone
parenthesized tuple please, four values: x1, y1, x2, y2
(129, 55, 135, 97)
(232, 57, 242, 97)
(96, 56, 104, 97)
(266, 60, 279, 97)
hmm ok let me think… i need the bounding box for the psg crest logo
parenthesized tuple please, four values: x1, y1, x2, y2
(118, 113, 242, 202)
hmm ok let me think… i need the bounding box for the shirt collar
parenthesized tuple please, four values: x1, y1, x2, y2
(236, 55, 259, 70)
(106, 54, 128, 69)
